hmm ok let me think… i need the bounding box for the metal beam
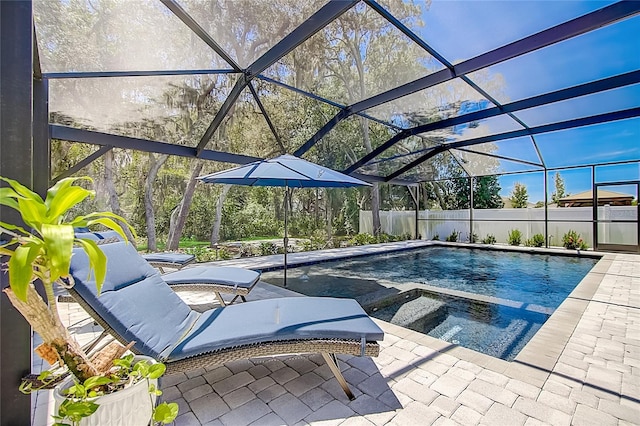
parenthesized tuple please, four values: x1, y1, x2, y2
(33, 78, 50, 193)
(454, 147, 544, 168)
(297, 1, 640, 157)
(365, 0, 451, 69)
(160, 0, 242, 71)
(387, 107, 640, 181)
(1, 1, 34, 424)
(51, 145, 113, 184)
(246, 0, 358, 77)
(257, 75, 347, 110)
(43, 69, 235, 79)
(344, 70, 640, 173)
(195, 75, 248, 155)
(456, 1, 640, 77)
(256, 75, 403, 131)
(51, 125, 261, 165)
(293, 110, 350, 157)
(248, 82, 285, 154)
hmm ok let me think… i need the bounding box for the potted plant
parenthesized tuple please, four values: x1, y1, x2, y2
(0, 176, 177, 425)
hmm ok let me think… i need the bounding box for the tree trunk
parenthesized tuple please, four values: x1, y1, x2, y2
(3, 283, 99, 382)
(167, 161, 204, 250)
(104, 150, 136, 245)
(210, 184, 231, 246)
(144, 153, 168, 251)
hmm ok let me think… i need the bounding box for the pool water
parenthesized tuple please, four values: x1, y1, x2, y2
(370, 292, 549, 361)
(262, 246, 598, 310)
(261, 246, 599, 359)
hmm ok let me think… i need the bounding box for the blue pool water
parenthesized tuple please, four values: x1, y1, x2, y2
(372, 292, 550, 361)
(263, 246, 598, 310)
(261, 246, 599, 360)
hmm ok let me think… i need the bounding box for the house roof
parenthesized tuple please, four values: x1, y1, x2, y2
(559, 189, 635, 202)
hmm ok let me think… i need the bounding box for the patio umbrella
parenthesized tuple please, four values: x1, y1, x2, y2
(198, 154, 370, 286)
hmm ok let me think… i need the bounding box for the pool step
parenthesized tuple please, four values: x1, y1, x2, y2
(373, 295, 448, 330)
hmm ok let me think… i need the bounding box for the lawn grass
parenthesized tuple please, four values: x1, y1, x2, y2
(137, 236, 280, 252)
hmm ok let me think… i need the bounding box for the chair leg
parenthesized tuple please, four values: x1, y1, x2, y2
(214, 292, 227, 307)
(321, 353, 355, 401)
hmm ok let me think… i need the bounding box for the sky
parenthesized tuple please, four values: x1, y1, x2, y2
(415, 0, 640, 202)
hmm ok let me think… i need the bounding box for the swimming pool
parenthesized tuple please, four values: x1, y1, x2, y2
(261, 246, 599, 359)
(261, 246, 598, 310)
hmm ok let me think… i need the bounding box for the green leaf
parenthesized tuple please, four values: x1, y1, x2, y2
(147, 363, 166, 379)
(83, 375, 112, 390)
(46, 186, 94, 223)
(16, 197, 47, 230)
(40, 224, 74, 283)
(0, 187, 20, 210)
(0, 220, 30, 236)
(152, 402, 179, 424)
(44, 176, 92, 210)
(58, 399, 99, 422)
(8, 242, 42, 301)
(74, 238, 107, 293)
(84, 211, 137, 238)
(0, 176, 44, 204)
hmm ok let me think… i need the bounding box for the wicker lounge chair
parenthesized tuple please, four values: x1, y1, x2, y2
(68, 241, 384, 400)
(74, 231, 259, 306)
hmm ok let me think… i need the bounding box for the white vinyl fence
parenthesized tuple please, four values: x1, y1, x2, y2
(360, 206, 638, 247)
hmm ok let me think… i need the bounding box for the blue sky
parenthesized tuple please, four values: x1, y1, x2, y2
(416, 0, 640, 202)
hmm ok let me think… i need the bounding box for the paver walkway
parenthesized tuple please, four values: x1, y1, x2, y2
(32, 244, 639, 425)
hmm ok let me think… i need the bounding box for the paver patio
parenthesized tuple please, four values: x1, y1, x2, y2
(32, 243, 639, 425)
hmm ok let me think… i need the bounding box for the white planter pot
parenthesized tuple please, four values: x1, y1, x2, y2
(53, 356, 158, 426)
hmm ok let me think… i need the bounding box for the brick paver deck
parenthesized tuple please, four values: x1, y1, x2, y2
(33, 244, 639, 425)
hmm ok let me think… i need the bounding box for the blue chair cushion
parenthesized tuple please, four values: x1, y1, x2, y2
(141, 253, 195, 265)
(75, 230, 124, 241)
(163, 266, 259, 288)
(70, 241, 199, 359)
(168, 297, 384, 361)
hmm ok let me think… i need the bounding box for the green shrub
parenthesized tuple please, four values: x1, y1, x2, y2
(352, 233, 377, 246)
(432, 234, 439, 241)
(377, 233, 393, 243)
(218, 247, 233, 260)
(562, 230, 588, 250)
(445, 230, 459, 242)
(507, 229, 522, 246)
(482, 234, 496, 244)
(184, 246, 217, 262)
(470, 233, 479, 243)
(259, 242, 278, 256)
(525, 233, 545, 247)
(239, 244, 255, 257)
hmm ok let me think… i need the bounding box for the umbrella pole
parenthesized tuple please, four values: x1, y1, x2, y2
(284, 184, 288, 287)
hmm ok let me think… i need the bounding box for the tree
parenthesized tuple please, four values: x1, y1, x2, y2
(552, 172, 569, 205)
(473, 175, 504, 209)
(509, 182, 529, 208)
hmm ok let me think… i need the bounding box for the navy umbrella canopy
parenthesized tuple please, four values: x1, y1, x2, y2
(198, 154, 371, 285)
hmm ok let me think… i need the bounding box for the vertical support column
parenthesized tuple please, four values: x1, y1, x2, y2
(592, 166, 598, 250)
(544, 170, 549, 248)
(407, 185, 419, 239)
(636, 182, 640, 253)
(0, 1, 35, 424)
(33, 78, 50, 194)
(469, 176, 474, 242)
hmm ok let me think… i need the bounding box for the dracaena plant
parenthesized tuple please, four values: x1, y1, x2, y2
(0, 176, 135, 382)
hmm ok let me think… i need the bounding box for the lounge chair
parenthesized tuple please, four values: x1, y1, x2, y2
(74, 230, 196, 271)
(74, 231, 259, 306)
(68, 241, 384, 400)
